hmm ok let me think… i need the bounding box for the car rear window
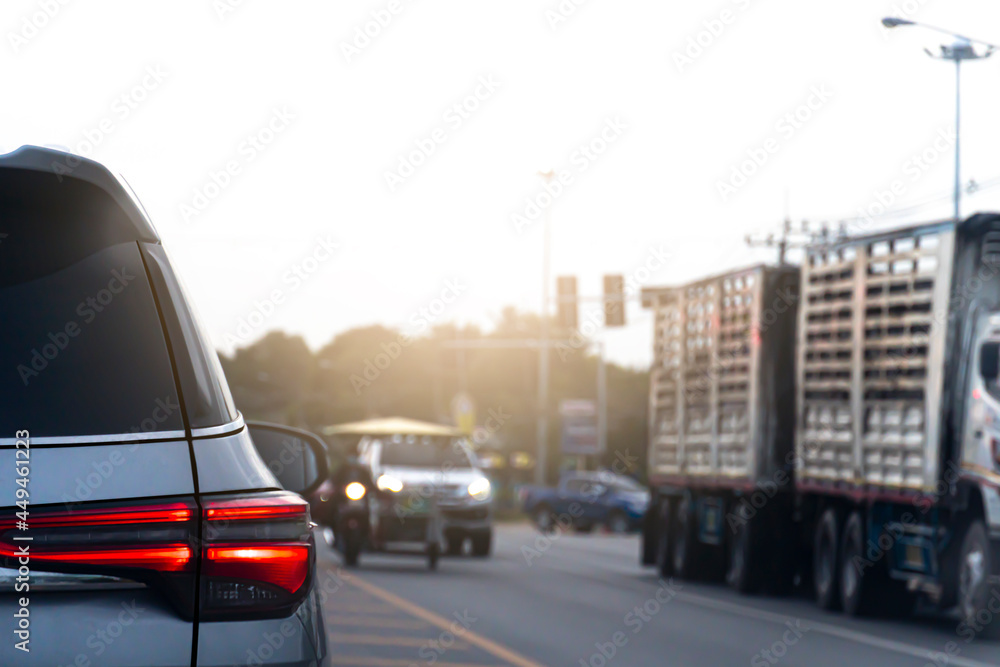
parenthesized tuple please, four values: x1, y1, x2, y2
(0, 170, 183, 438)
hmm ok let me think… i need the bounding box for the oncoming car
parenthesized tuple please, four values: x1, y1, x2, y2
(0, 147, 331, 667)
(326, 418, 494, 563)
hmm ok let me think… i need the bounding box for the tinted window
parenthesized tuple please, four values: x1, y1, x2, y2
(380, 440, 472, 468)
(142, 244, 237, 428)
(0, 243, 183, 437)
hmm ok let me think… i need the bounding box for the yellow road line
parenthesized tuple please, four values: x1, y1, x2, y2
(345, 575, 547, 667)
(330, 633, 471, 649)
(327, 614, 429, 630)
(329, 658, 500, 667)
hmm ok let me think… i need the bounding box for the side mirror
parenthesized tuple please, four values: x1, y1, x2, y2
(246, 421, 329, 496)
(980, 342, 1000, 383)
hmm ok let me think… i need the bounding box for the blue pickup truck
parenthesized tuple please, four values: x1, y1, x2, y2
(520, 471, 649, 534)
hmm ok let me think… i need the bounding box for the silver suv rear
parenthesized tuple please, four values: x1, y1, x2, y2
(0, 146, 330, 666)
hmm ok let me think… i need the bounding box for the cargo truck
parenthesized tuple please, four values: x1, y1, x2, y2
(639, 214, 1000, 634)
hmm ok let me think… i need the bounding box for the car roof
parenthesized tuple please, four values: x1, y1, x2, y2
(0, 145, 160, 243)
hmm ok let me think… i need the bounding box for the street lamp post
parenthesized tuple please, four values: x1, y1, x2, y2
(536, 170, 554, 485)
(882, 18, 996, 221)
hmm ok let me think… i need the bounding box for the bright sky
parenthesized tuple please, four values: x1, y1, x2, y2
(6, 0, 1000, 368)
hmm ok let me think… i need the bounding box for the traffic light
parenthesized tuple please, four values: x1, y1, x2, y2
(603, 274, 625, 327)
(556, 276, 578, 329)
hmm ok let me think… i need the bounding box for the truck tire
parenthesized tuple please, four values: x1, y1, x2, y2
(957, 521, 1000, 639)
(642, 499, 659, 566)
(657, 499, 674, 577)
(727, 509, 763, 594)
(672, 494, 701, 580)
(814, 507, 842, 611)
(840, 511, 878, 616)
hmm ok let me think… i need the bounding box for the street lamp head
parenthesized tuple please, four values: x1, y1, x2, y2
(882, 17, 915, 28)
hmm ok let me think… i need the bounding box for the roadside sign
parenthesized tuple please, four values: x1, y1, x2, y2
(559, 399, 601, 455)
(451, 392, 476, 435)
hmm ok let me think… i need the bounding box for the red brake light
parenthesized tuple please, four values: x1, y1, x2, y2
(204, 494, 307, 521)
(0, 492, 315, 622)
(0, 501, 196, 574)
(204, 544, 310, 593)
(34, 546, 193, 571)
(28, 504, 194, 527)
(199, 491, 314, 620)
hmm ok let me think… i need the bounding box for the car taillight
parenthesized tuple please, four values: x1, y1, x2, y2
(0, 491, 315, 621)
(0, 500, 198, 615)
(199, 491, 314, 620)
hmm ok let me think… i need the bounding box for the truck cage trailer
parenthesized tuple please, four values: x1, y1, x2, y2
(640, 213, 1000, 631)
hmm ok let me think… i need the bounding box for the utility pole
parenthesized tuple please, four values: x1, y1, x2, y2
(536, 170, 554, 485)
(745, 216, 819, 264)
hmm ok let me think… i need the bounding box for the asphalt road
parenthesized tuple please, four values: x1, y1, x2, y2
(316, 523, 1000, 667)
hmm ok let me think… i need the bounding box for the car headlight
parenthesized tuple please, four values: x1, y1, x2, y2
(345, 481, 367, 501)
(467, 477, 491, 501)
(376, 474, 403, 493)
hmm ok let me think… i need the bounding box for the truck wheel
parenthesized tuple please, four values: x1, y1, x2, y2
(814, 507, 842, 611)
(840, 511, 878, 616)
(471, 530, 492, 557)
(534, 504, 555, 533)
(957, 521, 1000, 639)
(727, 511, 762, 594)
(672, 495, 701, 579)
(657, 499, 674, 577)
(642, 500, 659, 566)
